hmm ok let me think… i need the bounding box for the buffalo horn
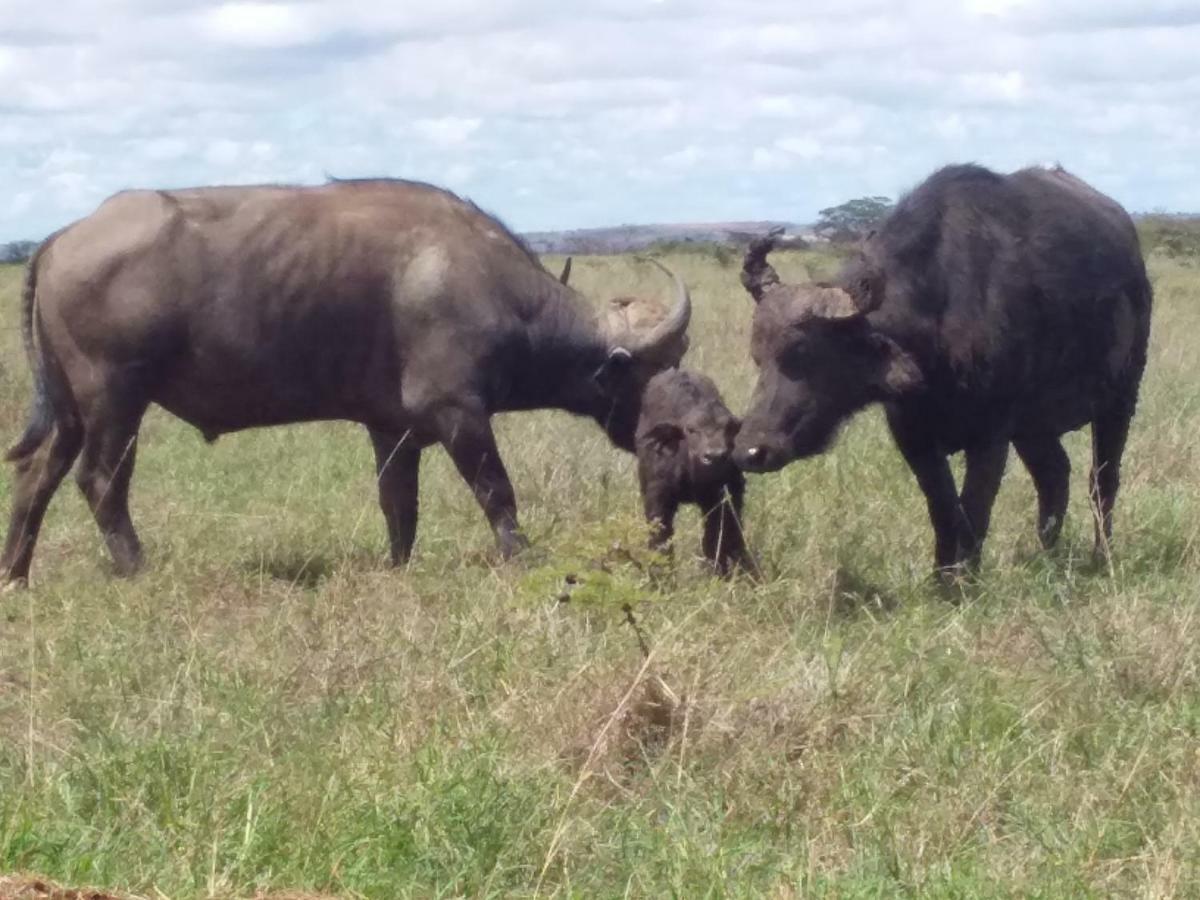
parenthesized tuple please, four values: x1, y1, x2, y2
(621, 258, 692, 359)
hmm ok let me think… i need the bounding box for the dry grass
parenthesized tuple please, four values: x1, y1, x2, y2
(1, 247, 1199, 897)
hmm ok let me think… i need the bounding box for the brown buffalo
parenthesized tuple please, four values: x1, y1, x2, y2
(2, 179, 690, 584)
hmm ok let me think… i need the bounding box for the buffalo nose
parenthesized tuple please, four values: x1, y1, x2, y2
(701, 450, 727, 466)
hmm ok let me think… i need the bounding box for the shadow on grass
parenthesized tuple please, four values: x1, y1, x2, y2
(244, 551, 339, 589)
(829, 565, 902, 618)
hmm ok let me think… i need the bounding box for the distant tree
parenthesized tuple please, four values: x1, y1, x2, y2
(814, 196, 893, 243)
(0, 240, 38, 264)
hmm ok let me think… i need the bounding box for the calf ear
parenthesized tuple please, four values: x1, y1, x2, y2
(644, 423, 684, 455)
(593, 347, 633, 395)
(868, 333, 923, 396)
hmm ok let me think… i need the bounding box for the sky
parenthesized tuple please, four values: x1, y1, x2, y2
(0, 0, 1198, 240)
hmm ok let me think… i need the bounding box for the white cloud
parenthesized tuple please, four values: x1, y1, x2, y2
(964, 0, 1032, 17)
(206, 139, 242, 166)
(663, 145, 703, 167)
(961, 70, 1026, 104)
(1, 0, 1199, 239)
(775, 136, 822, 160)
(443, 162, 476, 185)
(750, 147, 790, 172)
(933, 113, 968, 141)
(200, 3, 321, 48)
(248, 140, 277, 162)
(141, 137, 192, 162)
(412, 116, 483, 147)
(6, 191, 34, 219)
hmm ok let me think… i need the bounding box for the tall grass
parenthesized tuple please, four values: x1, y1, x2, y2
(0, 248, 1198, 898)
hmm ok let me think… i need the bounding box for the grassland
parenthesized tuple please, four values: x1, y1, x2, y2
(0, 244, 1199, 899)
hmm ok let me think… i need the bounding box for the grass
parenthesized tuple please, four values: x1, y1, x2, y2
(0, 246, 1199, 899)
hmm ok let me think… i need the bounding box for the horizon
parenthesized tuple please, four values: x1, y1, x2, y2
(3, 203, 1200, 248)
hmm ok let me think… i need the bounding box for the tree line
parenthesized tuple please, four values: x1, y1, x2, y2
(0, 240, 38, 264)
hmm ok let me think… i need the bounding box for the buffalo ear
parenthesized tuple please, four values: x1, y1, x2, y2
(559, 256, 573, 285)
(644, 423, 684, 456)
(868, 333, 923, 396)
(593, 347, 633, 395)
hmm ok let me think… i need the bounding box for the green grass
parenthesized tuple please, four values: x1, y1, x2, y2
(1137, 216, 1200, 263)
(1, 247, 1199, 898)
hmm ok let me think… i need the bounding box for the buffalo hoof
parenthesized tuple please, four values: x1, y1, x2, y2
(1037, 516, 1063, 551)
(932, 563, 976, 600)
(496, 531, 531, 561)
(1090, 542, 1115, 572)
(1, 577, 28, 594)
(110, 558, 145, 579)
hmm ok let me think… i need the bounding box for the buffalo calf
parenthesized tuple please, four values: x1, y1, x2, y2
(635, 369, 753, 575)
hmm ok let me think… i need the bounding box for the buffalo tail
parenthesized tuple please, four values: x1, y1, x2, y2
(6, 240, 56, 461)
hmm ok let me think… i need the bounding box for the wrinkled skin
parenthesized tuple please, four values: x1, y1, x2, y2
(1, 179, 691, 584)
(635, 369, 755, 576)
(735, 164, 1152, 576)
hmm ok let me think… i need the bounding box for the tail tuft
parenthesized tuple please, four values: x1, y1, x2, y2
(5, 392, 53, 461)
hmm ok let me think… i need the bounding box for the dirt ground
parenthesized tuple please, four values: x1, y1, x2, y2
(0, 877, 126, 900)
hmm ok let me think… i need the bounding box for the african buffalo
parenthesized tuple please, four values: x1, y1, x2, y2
(2, 179, 690, 584)
(635, 368, 752, 576)
(735, 164, 1151, 574)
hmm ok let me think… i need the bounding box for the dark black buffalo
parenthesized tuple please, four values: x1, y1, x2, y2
(735, 164, 1152, 574)
(635, 368, 753, 575)
(2, 179, 691, 584)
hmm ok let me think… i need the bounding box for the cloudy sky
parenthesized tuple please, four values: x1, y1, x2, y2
(0, 0, 1197, 240)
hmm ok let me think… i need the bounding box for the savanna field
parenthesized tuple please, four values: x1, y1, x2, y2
(1, 239, 1199, 898)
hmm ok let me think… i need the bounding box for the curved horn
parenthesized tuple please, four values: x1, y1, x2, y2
(559, 256, 573, 285)
(741, 227, 784, 303)
(620, 257, 691, 359)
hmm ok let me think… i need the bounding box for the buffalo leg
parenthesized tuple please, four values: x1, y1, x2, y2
(435, 406, 527, 558)
(911, 454, 961, 573)
(643, 485, 679, 555)
(957, 440, 1009, 569)
(368, 428, 421, 565)
(1090, 402, 1134, 561)
(889, 419, 961, 573)
(75, 403, 147, 577)
(1014, 435, 1071, 549)
(699, 480, 749, 576)
(1, 423, 84, 584)
(722, 474, 760, 576)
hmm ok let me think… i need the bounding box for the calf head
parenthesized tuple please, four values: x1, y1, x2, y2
(734, 236, 922, 473)
(640, 372, 740, 481)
